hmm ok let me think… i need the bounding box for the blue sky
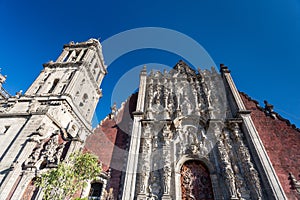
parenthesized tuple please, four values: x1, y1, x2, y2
(0, 0, 299, 127)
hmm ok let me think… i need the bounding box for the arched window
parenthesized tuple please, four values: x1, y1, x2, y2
(181, 160, 214, 200)
(89, 182, 103, 200)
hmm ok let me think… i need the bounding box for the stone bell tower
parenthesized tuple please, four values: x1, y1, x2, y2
(0, 39, 106, 199)
(25, 39, 106, 122)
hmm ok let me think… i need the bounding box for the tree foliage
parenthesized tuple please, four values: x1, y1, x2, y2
(35, 151, 101, 200)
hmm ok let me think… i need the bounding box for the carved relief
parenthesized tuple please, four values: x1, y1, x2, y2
(217, 133, 238, 199)
(0, 101, 15, 113)
(24, 130, 66, 169)
(41, 134, 65, 167)
(227, 122, 263, 199)
(149, 168, 162, 197)
(28, 123, 52, 143)
(137, 63, 266, 199)
(28, 99, 40, 113)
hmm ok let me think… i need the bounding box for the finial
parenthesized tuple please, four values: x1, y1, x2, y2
(140, 65, 147, 75)
(264, 100, 277, 119)
(109, 102, 118, 119)
(142, 65, 147, 71)
(15, 90, 23, 98)
(219, 63, 230, 73)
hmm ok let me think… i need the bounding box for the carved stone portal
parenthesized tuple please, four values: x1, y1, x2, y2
(180, 160, 214, 200)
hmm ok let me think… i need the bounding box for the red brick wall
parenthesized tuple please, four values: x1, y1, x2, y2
(84, 93, 137, 199)
(85, 118, 119, 172)
(240, 92, 300, 199)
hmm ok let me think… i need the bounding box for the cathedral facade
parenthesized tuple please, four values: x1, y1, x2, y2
(0, 39, 299, 200)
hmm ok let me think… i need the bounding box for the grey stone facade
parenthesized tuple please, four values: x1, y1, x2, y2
(0, 39, 107, 199)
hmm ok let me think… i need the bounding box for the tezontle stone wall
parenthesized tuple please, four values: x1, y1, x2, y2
(84, 93, 137, 199)
(240, 92, 300, 199)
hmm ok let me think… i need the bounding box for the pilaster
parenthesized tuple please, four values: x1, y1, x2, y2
(121, 67, 147, 200)
(220, 64, 287, 199)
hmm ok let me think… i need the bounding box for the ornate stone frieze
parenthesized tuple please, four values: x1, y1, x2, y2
(24, 130, 66, 169)
(0, 101, 15, 113)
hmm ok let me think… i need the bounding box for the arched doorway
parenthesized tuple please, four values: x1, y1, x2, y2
(181, 160, 214, 200)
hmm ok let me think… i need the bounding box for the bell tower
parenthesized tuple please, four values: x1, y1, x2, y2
(25, 39, 107, 122)
(0, 39, 107, 199)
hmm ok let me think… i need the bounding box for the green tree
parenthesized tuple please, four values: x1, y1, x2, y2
(35, 151, 101, 200)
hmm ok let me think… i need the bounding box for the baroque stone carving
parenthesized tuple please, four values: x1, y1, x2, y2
(0, 101, 14, 113)
(134, 63, 267, 199)
(228, 121, 263, 199)
(24, 131, 65, 169)
(217, 138, 238, 199)
(28, 99, 40, 113)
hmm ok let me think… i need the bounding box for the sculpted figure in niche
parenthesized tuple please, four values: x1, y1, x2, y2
(142, 164, 151, 193)
(186, 126, 198, 145)
(218, 143, 238, 199)
(146, 185, 158, 200)
(181, 94, 193, 116)
(146, 109, 153, 120)
(163, 165, 171, 194)
(224, 164, 238, 198)
(152, 97, 164, 119)
(233, 164, 248, 199)
(150, 169, 161, 197)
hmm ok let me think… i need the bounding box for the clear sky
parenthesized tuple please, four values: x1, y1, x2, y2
(0, 0, 299, 128)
